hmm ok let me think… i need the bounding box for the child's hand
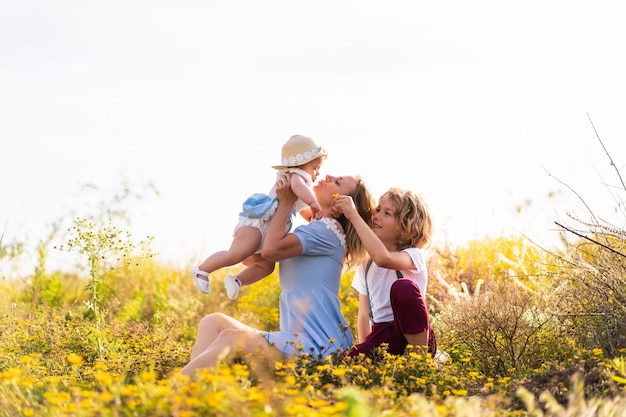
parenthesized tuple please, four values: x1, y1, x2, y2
(333, 195, 358, 219)
(309, 201, 323, 220)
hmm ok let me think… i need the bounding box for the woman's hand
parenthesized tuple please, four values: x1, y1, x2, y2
(275, 172, 298, 207)
(262, 172, 304, 262)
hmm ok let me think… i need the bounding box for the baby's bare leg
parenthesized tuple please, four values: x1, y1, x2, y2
(237, 258, 275, 286)
(198, 226, 261, 275)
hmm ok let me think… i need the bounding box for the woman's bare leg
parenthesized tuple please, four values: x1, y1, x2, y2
(181, 328, 273, 377)
(181, 313, 281, 378)
(188, 313, 250, 360)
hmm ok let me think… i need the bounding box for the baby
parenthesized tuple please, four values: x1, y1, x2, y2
(192, 134, 327, 299)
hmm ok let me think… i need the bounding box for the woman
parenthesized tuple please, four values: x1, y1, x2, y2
(181, 173, 375, 377)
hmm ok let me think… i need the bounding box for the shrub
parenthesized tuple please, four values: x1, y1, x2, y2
(549, 223, 626, 356)
(438, 278, 560, 376)
(431, 235, 563, 376)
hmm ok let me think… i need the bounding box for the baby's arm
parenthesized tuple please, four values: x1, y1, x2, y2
(290, 174, 323, 220)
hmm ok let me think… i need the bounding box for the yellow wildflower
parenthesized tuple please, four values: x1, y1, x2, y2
(66, 353, 84, 366)
(19, 356, 34, 365)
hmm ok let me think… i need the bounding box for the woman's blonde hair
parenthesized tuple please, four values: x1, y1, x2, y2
(335, 176, 375, 268)
(381, 187, 433, 250)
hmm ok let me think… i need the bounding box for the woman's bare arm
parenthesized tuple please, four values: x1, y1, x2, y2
(261, 173, 303, 261)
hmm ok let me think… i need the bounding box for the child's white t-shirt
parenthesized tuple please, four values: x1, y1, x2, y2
(351, 248, 428, 324)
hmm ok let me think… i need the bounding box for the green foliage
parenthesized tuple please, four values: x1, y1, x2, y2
(339, 269, 360, 338)
(236, 271, 281, 330)
(23, 270, 81, 309)
(516, 371, 626, 417)
(610, 355, 626, 388)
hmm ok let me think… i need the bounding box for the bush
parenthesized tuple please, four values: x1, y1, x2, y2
(549, 223, 626, 356)
(438, 278, 561, 376)
(431, 235, 564, 376)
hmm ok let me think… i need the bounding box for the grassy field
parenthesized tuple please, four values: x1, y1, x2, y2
(1, 176, 626, 415)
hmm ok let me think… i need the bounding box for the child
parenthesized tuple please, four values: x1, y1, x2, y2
(333, 187, 437, 358)
(192, 134, 327, 299)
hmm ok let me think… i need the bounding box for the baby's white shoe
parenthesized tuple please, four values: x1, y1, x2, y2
(191, 267, 210, 294)
(224, 274, 241, 300)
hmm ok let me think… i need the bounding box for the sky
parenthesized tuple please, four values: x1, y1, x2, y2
(1, 1, 626, 277)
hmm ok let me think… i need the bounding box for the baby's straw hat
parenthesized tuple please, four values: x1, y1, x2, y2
(272, 135, 328, 169)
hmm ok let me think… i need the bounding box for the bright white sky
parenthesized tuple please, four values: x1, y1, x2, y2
(2, 1, 625, 277)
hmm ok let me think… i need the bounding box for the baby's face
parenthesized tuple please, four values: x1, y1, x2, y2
(301, 157, 324, 181)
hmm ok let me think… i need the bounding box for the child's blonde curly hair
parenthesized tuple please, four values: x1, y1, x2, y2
(381, 187, 433, 250)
